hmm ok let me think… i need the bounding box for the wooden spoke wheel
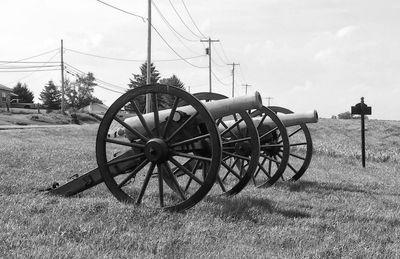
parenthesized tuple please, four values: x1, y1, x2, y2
(96, 84, 222, 211)
(249, 106, 290, 187)
(189, 92, 261, 196)
(268, 106, 313, 181)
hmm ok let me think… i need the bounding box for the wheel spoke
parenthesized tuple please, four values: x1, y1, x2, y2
(260, 143, 285, 149)
(216, 174, 227, 192)
(222, 137, 251, 146)
(169, 157, 203, 185)
(257, 161, 272, 179)
(106, 138, 145, 149)
(170, 133, 210, 148)
(260, 126, 278, 140)
(171, 150, 212, 162)
(290, 152, 306, 160)
(166, 111, 199, 142)
(163, 162, 187, 200)
(162, 97, 180, 138)
(288, 127, 303, 138)
(157, 164, 164, 207)
(221, 160, 241, 180)
(113, 116, 149, 142)
(117, 159, 149, 188)
(289, 142, 308, 147)
(220, 117, 244, 138)
(259, 153, 282, 164)
(129, 99, 153, 138)
(255, 114, 268, 129)
(107, 153, 145, 166)
(184, 159, 201, 191)
(135, 162, 156, 204)
(222, 158, 239, 181)
(151, 93, 161, 137)
(222, 151, 250, 161)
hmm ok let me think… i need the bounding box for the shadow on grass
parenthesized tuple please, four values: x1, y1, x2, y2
(272, 180, 384, 195)
(203, 195, 311, 223)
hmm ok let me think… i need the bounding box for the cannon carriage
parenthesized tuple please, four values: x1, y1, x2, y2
(49, 84, 318, 211)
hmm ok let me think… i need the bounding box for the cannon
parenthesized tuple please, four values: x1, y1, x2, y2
(49, 84, 318, 211)
(192, 92, 318, 188)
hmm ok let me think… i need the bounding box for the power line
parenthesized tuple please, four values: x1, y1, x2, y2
(65, 47, 205, 62)
(211, 70, 230, 86)
(0, 65, 60, 69)
(3, 50, 60, 85)
(0, 48, 59, 66)
(0, 68, 61, 73)
(152, 24, 207, 68)
(0, 61, 59, 64)
(218, 42, 232, 63)
(168, 0, 202, 39)
(181, 0, 207, 38)
(97, 0, 146, 21)
(152, 0, 198, 42)
(64, 63, 128, 93)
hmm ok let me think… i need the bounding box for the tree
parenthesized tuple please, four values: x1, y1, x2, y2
(338, 111, 352, 119)
(12, 82, 34, 103)
(75, 72, 98, 109)
(127, 63, 161, 112)
(39, 80, 61, 109)
(64, 74, 103, 110)
(159, 74, 186, 108)
(159, 74, 185, 90)
(128, 62, 161, 89)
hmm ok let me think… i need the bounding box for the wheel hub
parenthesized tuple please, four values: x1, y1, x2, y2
(144, 138, 169, 163)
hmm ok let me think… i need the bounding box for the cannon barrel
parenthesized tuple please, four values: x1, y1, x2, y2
(255, 110, 318, 129)
(119, 92, 263, 139)
(219, 110, 318, 133)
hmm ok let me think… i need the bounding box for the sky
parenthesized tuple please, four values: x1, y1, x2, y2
(1, 0, 399, 120)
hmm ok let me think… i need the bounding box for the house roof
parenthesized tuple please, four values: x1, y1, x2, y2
(0, 84, 13, 92)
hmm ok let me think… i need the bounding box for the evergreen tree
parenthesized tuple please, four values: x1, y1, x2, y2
(159, 74, 186, 107)
(127, 63, 161, 112)
(128, 62, 160, 89)
(12, 82, 34, 103)
(159, 74, 185, 90)
(39, 80, 61, 109)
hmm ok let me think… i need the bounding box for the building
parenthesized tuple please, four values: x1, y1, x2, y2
(0, 84, 17, 110)
(79, 102, 109, 115)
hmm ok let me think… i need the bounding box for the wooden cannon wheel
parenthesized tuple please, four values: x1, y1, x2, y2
(268, 106, 313, 181)
(184, 92, 261, 196)
(249, 106, 290, 187)
(96, 84, 222, 211)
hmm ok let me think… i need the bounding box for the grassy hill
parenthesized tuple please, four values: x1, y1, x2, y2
(0, 119, 399, 258)
(0, 108, 99, 126)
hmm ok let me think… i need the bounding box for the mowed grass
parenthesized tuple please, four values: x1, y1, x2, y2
(1, 119, 400, 258)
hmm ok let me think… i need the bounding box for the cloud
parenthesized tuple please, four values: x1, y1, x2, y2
(336, 25, 358, 38)
(314, 48, 333, 61)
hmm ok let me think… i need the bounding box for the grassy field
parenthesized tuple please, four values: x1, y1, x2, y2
(1, 119, 400, 258)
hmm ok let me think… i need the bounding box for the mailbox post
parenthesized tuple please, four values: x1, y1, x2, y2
(351, 97, 372, 167)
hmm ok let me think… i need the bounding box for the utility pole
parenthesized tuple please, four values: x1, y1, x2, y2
(227, 62, 239, 97)
(242, 83, 251, 95)
(265, 97, 273, 106)
(144, 0, 152, 113)
(60, 39, 65, 114)
(200, 37, 219, 93)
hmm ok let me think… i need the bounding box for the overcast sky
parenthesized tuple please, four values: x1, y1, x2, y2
(1, 0, 399, 120)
